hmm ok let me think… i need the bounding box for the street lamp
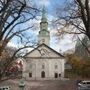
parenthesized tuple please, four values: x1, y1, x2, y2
(19, 78, 25, 90)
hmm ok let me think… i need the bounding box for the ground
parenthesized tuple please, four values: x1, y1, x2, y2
(0, 79, 77, 90)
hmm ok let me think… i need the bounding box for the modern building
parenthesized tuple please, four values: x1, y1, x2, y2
(75, 36, 90, 58)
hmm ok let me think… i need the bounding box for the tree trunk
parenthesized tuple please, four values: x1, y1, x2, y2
(86, 28, 90, 40)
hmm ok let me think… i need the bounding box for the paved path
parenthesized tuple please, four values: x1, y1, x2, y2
(0, 79, 77, 90)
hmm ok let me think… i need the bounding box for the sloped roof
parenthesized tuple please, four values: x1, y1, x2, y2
(25, 43, 64, 58)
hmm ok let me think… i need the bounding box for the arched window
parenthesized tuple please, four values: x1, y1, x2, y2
(42, 39, 45, 43)
(29, 64, 32, 69)
(41, 71, 45, 78)
(42, 64, 45, 69)
(29, 72, 32, 77)
(59, 74, 61, 77)
(54, 73, 58, 78)
(55, 64, 58, 69)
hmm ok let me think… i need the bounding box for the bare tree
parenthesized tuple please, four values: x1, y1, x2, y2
(54, 0, 90, 39)
(0, 0, 39, 55)
(0, 0, 39, 80)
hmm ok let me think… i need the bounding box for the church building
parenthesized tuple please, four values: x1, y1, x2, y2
(23, 7, 65, 80)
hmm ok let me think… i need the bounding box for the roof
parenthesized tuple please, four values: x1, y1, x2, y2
(25, 43, 64, 58)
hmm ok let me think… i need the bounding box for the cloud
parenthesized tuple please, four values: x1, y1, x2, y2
(36, 0, 50, 7)
(40, 0, 50, 6)
(7, 41, 34, 53)
(26, 13, 76, 53)
(8, 10, 77, 54)
(50, 34, 76, 53)
(7, 42, 18, 48)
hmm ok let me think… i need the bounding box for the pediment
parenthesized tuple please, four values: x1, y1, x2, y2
(25, 44, 64, 58)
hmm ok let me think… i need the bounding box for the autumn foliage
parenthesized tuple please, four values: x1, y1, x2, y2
(66, 54, 90, 78)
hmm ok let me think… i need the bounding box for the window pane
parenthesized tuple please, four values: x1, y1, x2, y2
(55, 65, 58, 69)
(42, 65, 45, 69)
(29, 73, 32, 77)
(29, 64, 32, 68)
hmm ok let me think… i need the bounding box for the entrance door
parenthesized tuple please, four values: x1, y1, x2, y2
(54, 73, 58, 78)
(41, 71, 45, 78)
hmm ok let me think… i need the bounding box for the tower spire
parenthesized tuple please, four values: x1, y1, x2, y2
(40, 5, 48, 31)
(41, 5, 47, 23)
(38, 6, 50, 46)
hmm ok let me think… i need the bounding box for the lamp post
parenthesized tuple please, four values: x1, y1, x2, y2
(19, 78, 25, 90)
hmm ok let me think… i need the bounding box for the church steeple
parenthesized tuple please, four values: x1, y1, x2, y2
(40, 6, 48, 31)
(38, 6, 50, 46)
(41, 6, 47, 23)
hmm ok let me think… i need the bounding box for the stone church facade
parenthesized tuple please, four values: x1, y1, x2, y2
(23, 7, 65, 80)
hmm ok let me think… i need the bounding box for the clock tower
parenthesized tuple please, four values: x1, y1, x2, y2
(38, 6, 50, 46)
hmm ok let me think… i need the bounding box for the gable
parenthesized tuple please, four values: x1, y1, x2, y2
(25, 44, 64, 58)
